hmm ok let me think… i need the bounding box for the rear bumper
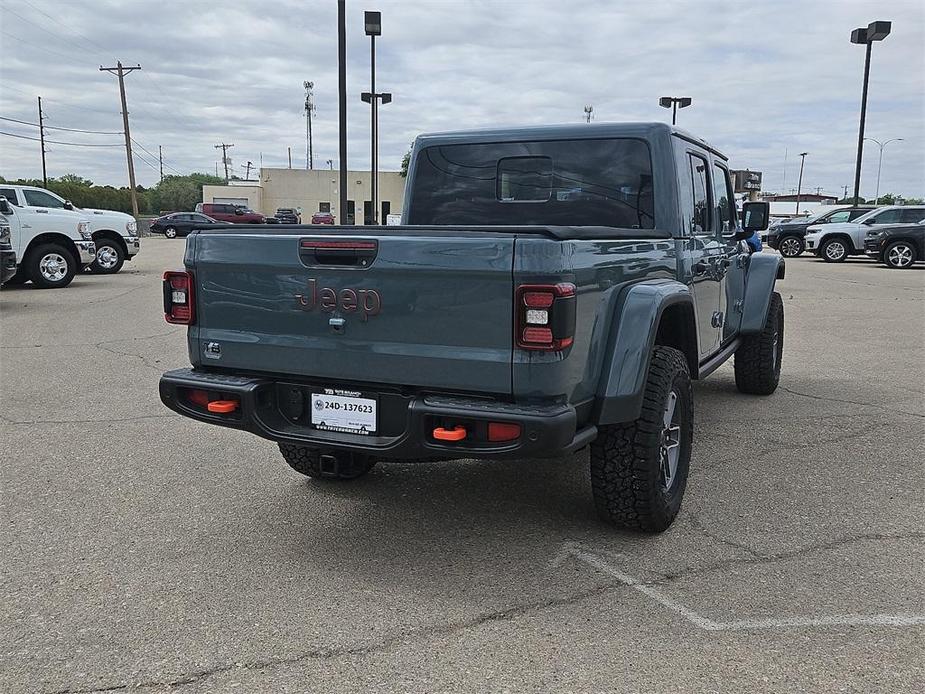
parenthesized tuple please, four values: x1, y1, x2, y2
(1, 246, 16, 284)
(159, 368, 595, 460)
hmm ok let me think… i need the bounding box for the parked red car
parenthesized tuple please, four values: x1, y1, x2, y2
(311, 212, 336, 224)
(196, 202, 265, 224)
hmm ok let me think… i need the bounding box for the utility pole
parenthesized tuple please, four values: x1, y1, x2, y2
(795, 152, 808, 215)
(304, 81, 315, 170)
(242, 161, 253, 180)
(843, 184, 849, 200)
(584, 105, 593, 123)
(214, 143, 233, 183)
(288, 147, 292, 169)
(158, 145, 164, 182)
(100, 61, 142, 217)
(337, 0, 348, 224)
(37, 96, 47, 186)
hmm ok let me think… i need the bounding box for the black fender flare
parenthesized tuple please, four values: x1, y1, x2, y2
(593, 279, 695, 425)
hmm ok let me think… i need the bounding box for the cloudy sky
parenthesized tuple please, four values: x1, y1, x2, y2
(0, 0, 922, 199)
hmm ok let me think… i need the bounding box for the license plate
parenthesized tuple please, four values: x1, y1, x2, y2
(310, 389, 377, 435)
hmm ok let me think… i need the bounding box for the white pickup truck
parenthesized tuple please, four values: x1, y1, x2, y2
(0, 184, 140, 275)
(0, 188, 95, 289)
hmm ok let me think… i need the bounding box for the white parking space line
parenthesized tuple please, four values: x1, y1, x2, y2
(555, 542, 925, 632)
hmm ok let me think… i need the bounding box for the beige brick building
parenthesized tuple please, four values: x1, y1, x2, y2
(202, 168, 406, 225)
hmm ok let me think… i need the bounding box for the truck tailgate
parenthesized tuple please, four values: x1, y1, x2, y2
(189, 229, 514, 394)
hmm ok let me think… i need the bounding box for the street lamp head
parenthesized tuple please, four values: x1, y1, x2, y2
(658, 97, 672, 109)
(850, 27, 868, 44)
(799, 152, 808, 157)
(866, 20, 891, 41)
(361, 92, 372, 103)
(380, 93, 392, 105)
(678, 97, 692, 108)
(364, 11, 381, 36)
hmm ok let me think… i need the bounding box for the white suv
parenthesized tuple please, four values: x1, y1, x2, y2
(0, 185, 140, 274)
(804, 205, 925, 262)
(0, 189, 95, 289)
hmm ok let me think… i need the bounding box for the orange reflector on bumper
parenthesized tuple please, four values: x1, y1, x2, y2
(207, 400, 239, 414)
(433, 426, 467, 441)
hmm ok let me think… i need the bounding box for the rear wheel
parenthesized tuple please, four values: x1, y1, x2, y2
(27, 243, 77, 289)
(821, 237, 849, 263)
(590, 346, 693, 533)
(883, 241, 916, 269)
(734, 291, 783, 395)
(164, 227, 178, 239)
(278, 443, 376, 480)
(89, 238, 125, 274)
(777, 235, 804, 258)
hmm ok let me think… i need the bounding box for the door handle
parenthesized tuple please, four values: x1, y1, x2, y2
(36, 209, 48, 214)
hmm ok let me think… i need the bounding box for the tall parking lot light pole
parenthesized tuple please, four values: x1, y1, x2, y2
(850, 21, 891, 205)
(362, 11, 391, 225)
(795, 152, 808, 214)
(865, 137, 903, 203)
(659, 96, 691, 125)
(337, 0, 347, 224)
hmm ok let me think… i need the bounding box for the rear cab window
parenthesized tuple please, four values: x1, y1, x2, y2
(408, 138, 654, 228)
(0, 188, 19, 205)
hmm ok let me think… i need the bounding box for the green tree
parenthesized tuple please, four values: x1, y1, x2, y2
(400, 144, 413, 178)
(148, 173, 224, 214)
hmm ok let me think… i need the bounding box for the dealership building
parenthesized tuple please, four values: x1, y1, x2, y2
(202, 168, 406, 224)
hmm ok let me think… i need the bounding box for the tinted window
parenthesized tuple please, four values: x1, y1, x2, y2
(688, 154, 709, 234)
(0, 188, 19, 205)
(847, 208, 873, 221)
(409, 138, 654, 228)
(901, 208, 925, 223)
(191, 214, 212, 223)
(871, 209, 903, 224)
(711, 164, 735, 234)
(23, 189, 66, 208)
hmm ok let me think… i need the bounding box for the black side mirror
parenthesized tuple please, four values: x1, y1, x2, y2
(63, 200, 74, 210)
(740, 201, 770, 236)
(0, 197, 12, 215)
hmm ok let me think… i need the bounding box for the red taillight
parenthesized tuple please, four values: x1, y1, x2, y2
(163, 270, 195, 324)
(488, 422, 521, 442)
(515, 283, 576, 351)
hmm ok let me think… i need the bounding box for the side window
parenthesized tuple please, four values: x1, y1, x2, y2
(901, 208, 925, 223)
(871, 209, 902, 224)
(688, 154, 710, 234)
(0, 188, 19, 205)
(193, 214, 211, 223)
(23, 189, 67, 208)
(825, 210, 851, 224)
(711, 164, 734, 234)
(319, 202, 331, 213)
(847, 209, 870, 221)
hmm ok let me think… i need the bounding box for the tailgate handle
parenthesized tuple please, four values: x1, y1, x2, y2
(300, 239, 378, 267)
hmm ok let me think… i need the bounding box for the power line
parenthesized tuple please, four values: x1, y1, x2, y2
(130, 138, 183, 175)
(21, 0, 109, 58)
(100, 62, 142, 216)
(0, 130, 123, 147)
(4, 6, 103, 61)
(0, 115, 122, 135)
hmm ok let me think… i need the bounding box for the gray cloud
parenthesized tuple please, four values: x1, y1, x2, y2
(0, 0, 922, 199)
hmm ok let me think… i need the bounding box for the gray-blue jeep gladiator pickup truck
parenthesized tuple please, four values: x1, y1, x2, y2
(159, 122, 782, 532)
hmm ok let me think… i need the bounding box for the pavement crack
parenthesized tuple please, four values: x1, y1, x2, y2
(2, 329, 182, 351)
(2, 413, 176, 426)
(780, 386, 924, 418)
(43, 582, 623, 694)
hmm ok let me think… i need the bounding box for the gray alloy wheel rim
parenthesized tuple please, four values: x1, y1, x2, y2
(659, 389, 682, 491)
(824, 240, 846, 260)
(780, 237, 801, 257)
(96, 244, 119, 269)
(887, 244, 913, 268)
(39, 252, 69, 282)
(165, 227, 177, 238)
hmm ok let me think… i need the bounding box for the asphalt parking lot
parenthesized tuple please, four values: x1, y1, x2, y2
(1, 238, 923, 693)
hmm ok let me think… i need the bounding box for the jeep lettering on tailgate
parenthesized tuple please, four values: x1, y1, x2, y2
(295, 278, 382, 320)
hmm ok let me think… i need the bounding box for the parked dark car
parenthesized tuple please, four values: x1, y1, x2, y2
(150, 212, 220, 239)
(276, 208, 301, 224)
(195, 203, 265, 224)
(864, 220, 925, 269)
(311, 211, 335, 224)
(767, 206, 874, 257)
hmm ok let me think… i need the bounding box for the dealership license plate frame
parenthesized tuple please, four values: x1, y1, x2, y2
(309, 388, 378, 435)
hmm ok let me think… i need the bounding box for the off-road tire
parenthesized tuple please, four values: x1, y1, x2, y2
(278, 443, 376, 480)
(777, 235, 804, 258)
(589, 346, 693, 533)
(820, 237, 849, 263)
(89, 238, 125, 274)
(164, 227, 178, 239)
(883, 241, 917, 269)
(27, 243, 77, 289)
(734, 291, 783, 395)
